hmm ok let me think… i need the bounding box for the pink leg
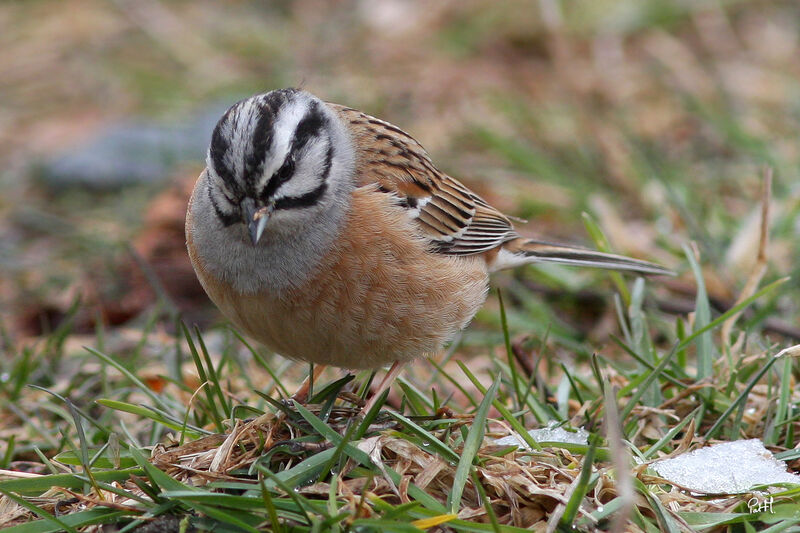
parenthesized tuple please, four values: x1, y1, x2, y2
(292, 364, 327, 403)
(361, 360, 405, 415)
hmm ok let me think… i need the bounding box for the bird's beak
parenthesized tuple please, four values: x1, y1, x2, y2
(242, 199, 273, 245)
(249, 206, 272, 245)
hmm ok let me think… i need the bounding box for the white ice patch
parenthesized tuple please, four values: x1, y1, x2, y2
(494, 421, 589, 449)
(652, 439, 800, 494)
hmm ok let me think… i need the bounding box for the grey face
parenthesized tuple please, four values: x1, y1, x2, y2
(205, 89, 335, 244)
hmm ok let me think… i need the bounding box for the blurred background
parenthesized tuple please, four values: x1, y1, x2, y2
(2, 0, 799, 370)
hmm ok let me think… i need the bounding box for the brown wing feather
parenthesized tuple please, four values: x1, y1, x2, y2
(331, 104, 517, 255)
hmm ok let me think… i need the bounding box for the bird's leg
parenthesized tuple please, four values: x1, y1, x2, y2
(291, 364, 327, 404)
(361, 360, 405, 415)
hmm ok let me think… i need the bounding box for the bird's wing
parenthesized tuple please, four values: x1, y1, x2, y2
(332, 104, 517, 255)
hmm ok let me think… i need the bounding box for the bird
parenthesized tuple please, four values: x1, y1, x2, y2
(185, 88, 670, 412)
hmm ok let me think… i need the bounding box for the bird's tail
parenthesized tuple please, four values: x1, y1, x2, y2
(493, 237, 673, 276)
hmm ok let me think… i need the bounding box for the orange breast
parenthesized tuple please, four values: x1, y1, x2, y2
(187, 186, 489, 369)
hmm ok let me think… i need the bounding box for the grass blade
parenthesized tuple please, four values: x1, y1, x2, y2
(0, 487, 79, 533)
(457, 361, 542, 451)
(683, 244, 713, 380)
(448, 374, 500, 513)
(83, 347, 169, 412)
(704, 348, 785, 440)
(559, 432, 600, 527)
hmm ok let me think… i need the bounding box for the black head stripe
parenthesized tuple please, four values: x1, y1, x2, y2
(210, 91, 293, 199)
(243, 108, 275, 191)
(292, 101, 327, 152)
(320, 140, 334, 183)
(261, 155, 295, 203)
(209, 112, 241, 195)
(274, 181, 328, 210)
(242, 90, 293, 192)
(261, 101, 328, 202)
(207, 180, 239, 227)
(272, 142, 334, 211)
(210, 106, 246, 199)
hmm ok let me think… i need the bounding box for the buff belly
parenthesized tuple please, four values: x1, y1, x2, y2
(188, 187, 490, 369)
